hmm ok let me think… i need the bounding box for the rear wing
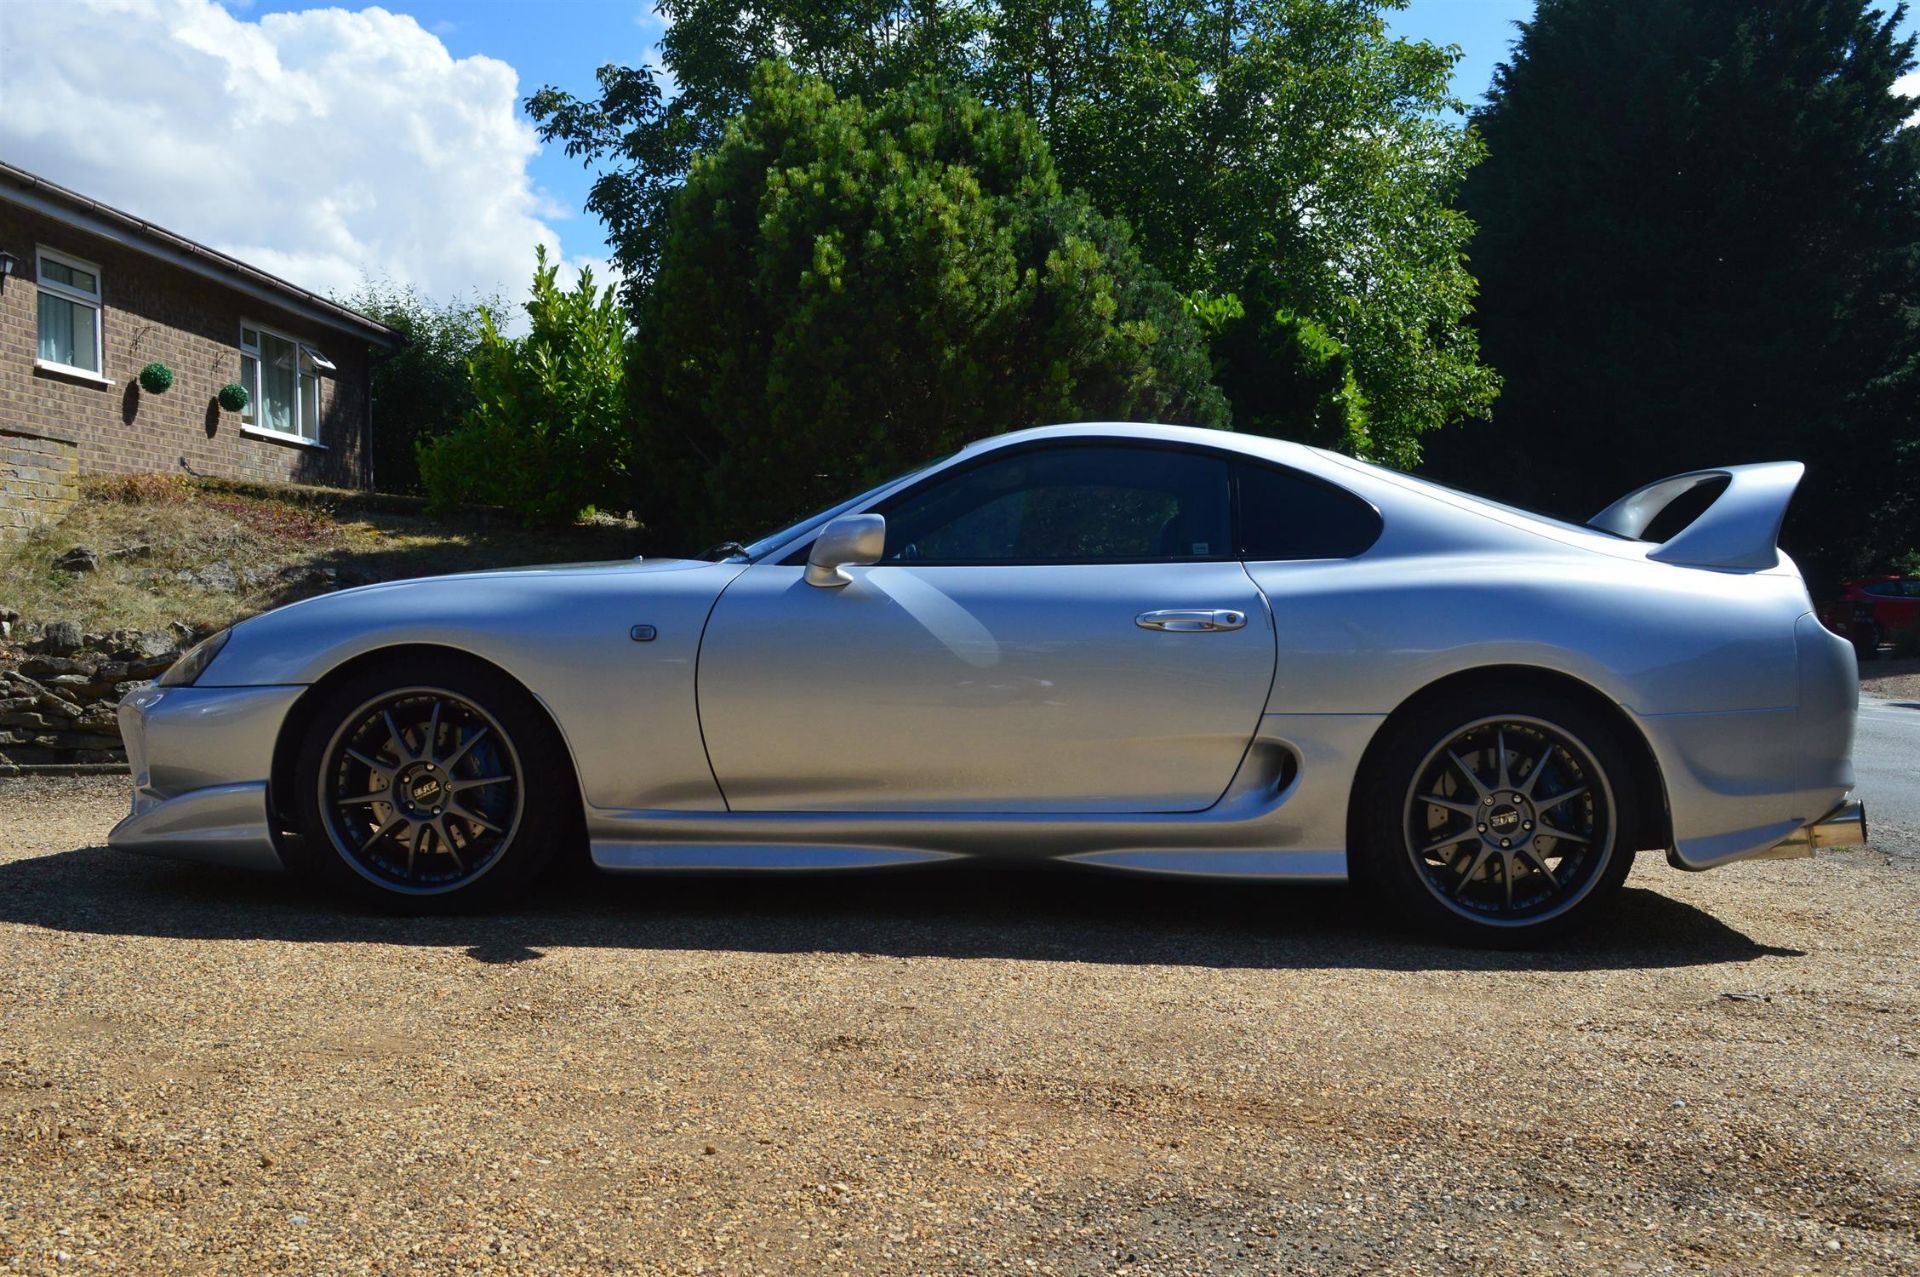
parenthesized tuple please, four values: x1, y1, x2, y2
(1589, 461, 1805, 571)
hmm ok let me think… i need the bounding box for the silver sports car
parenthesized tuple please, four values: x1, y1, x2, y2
(111, 422, 1866, 944)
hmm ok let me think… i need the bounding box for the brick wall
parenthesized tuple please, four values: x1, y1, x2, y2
(0, 202, 374, 490)
(0, 425, 79, 538)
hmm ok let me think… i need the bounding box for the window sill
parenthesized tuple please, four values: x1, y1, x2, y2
(241, 424, 328, 451)
(33, 359, 111, 387)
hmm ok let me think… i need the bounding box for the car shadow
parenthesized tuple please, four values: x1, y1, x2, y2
(0, 844, 1805, 972)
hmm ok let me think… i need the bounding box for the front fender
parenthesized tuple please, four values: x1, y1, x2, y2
(202, 559, 746, 811)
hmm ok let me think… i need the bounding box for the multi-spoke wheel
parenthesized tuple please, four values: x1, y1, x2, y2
(286, 654, 574, 911)
(1352, 687, 1641, 946)
(321, 690, 522, 894)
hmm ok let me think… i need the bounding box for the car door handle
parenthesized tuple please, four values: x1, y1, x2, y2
(1135, 608, 1248, 632)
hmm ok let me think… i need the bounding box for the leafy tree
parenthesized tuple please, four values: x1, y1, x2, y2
(419, 247, 630, 525)
(528, 0, 1498, 465)
(631, 64, 1228, 547)
(1435, 0, 1920, 584)
(335, 280, 499, 495)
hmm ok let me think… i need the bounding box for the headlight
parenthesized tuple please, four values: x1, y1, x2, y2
(156, 628, 232, 687)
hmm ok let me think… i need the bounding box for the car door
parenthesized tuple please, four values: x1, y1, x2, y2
(697, 442, 1277, 813)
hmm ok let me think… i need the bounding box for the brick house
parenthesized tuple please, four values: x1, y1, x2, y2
(0, 161, 402, 533)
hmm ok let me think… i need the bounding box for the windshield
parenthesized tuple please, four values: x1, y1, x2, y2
(735, 454, 954, 561)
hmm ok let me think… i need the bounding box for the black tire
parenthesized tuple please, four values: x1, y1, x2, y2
(1351, 686, 1641, 948)
(1852, 625, 1882, 662)
(284, 651, 575, 913)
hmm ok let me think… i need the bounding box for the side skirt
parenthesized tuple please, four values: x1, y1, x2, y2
(585, 712, 1382, 882)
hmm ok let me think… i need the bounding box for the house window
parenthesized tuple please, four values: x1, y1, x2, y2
(239, 322, 328, 443)
(35, 247, 103, 376)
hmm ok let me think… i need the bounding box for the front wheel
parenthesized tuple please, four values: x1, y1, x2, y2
(285, 654, 575, 912)
(1352, 689, 1641, 947)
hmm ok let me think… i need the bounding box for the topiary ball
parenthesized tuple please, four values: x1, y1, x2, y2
(138, 362, 174, 394)
(217, 381, 250, 412)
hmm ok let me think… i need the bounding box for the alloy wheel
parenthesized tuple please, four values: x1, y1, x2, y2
(317, 687, 524, 895)
(1402, 715, 1615, 926)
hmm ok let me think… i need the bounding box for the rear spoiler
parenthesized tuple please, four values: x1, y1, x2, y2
(1589, 461, 1805, 571)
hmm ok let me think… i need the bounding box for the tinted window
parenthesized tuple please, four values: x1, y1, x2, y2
(1235, 462, 1381, 560)
(879, 446, 1232, 563)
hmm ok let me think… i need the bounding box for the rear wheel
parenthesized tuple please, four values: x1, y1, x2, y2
(1353, 689, 1640, 947)
(286, 654, 573, 911)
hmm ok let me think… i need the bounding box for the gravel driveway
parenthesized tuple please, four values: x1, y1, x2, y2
(1, 777, 1915, 1275)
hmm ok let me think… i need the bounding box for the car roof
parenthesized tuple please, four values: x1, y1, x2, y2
(963, 421, 1331, 469)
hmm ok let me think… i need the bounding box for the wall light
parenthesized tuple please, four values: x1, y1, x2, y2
(0, 251, 14, 277)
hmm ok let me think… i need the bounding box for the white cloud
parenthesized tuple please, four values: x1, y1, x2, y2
(0, 0, 589, 312)
(1899, 71, 1920, 123)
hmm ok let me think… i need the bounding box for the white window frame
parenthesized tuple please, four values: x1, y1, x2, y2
(34, 245, 106, 382)
(238, 319, 329, 449)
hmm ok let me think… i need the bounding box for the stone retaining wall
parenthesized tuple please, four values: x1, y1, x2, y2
(0, 426, 80, 540)
(0, 625, 184, 767)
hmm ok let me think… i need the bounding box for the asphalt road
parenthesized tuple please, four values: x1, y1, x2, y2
(1855, 691, 1920, 853)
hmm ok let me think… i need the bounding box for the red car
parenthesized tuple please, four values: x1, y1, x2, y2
(1819, 576, 1920, 658)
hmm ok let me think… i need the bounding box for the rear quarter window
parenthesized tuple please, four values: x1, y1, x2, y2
(1235, 461, 1382, 560)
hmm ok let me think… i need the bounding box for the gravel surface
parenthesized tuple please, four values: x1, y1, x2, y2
(1861, 658, 1920, 703)
(1, 777, 1915, 1275)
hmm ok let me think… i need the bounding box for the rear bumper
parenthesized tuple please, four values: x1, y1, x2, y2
(1649, 612, 1859, 870)
(107, 683, 302, 872)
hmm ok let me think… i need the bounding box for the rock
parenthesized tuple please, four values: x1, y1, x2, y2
(106, 543, 152, 561)
(190, 563, 239, 592)
(126, 654, 177, 679)
(33, 691, 82, 718)
(133, 631, 177, 659)
(53, 546, 100, 573)
(41, 620, 84, 654)
(19, 656, 98, 679)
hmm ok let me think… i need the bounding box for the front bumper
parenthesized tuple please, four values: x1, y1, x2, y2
(108, 683, 304, 872)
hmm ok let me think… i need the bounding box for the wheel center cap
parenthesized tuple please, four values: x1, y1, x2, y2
(1487, 803, 1525, 837)
(396, 764, 443, 813)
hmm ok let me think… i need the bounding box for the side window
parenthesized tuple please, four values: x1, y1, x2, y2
(1235, 461, 1382, 560)
(879, 446, 1232, 564)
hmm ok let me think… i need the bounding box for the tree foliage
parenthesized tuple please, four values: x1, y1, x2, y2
(1434, 0, 1920, 583)
(336, 279, 499, 495)
(419, 247, 630, 525)
(528, 0, 1497, 465)
(631, 65, 1228, 547)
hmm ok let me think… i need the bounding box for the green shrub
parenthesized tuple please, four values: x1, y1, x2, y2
(138, 362, 173, 394)
(418, 246, 629, 525)
(217, 382, 249, 412)
(336, 279, 498, 495)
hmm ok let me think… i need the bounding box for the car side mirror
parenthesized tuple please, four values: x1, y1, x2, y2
(805, 513, 886, 588)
